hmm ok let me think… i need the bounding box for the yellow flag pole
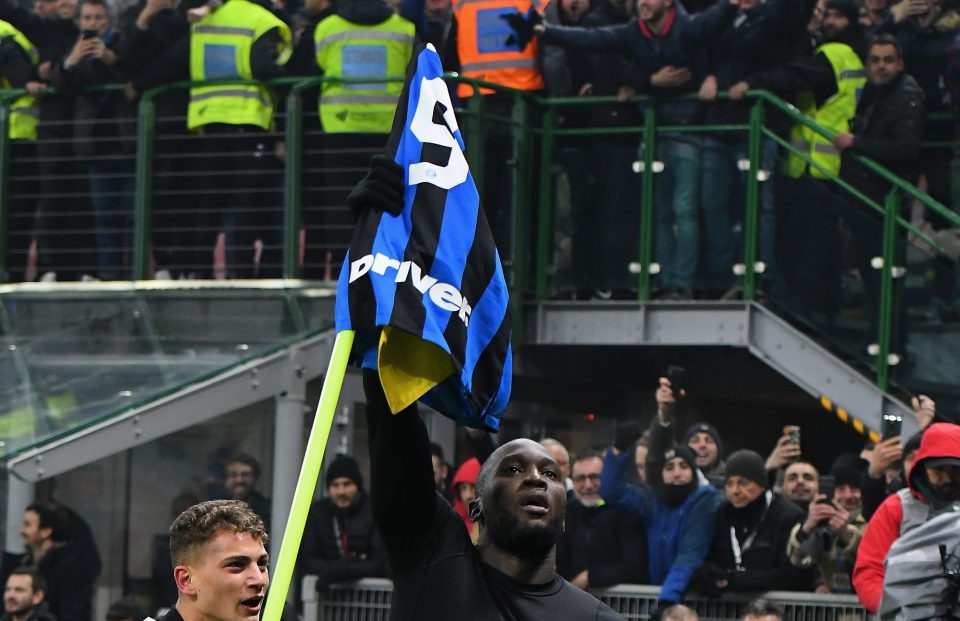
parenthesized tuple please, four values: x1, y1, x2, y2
(262, 329, 356, 621)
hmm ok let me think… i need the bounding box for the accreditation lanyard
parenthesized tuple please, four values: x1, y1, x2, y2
(730, 491, 773, 570)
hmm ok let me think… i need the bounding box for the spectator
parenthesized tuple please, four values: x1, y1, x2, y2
(852, 421, 958, 612)
(157, 500, 269, 621)
(742, 598, 784, 621)
(305, 0, 414, 278)
(694, 449, 815, 596)
(860, 396, 934, 519)
(0, 0, 86, 282)
(662, 604, 698, 621)
(299, 454, 389, 590)
(2, 568, 53, 621)
(860, 0, 891, 34)
(526, 0, 739, 299)
(682, 423, 725, 481)
(601, 378, 721, 618)
(540, 438, 573, 495)
(119, 0, 205, 278)
(128, 0, 292, 278)
(429, 442, 453, 503)
(634, 436, 649, 484)
(10, 501, 94, 621)
(0, 18, 41, 283)
(834, 33, 924, 351)
(52, 0, 136, 280)
(764, 430, 802, 482)
(451, 457, 481, 543)
(778, 461, 819, 510)
(786, 457, 868, 593)
(421, 0, 450, 49)
(543, 0, 641, 300)
(556, 449, 647, 590)
(698, 0, 794, 295)
(221, 454, 271, 527)
(880, 0, 959, 212)
(104, 596, 146, 621)
(731, 0, 866, 320)
(829, 454, 867, 512)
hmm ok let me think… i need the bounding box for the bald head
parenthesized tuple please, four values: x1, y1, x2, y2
(477, 439, 556, 500)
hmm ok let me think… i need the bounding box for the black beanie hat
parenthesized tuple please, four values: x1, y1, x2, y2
(663, 444, 699, 472)
(725, 449, 767, 487)
(682, 422, 724, 459)
(829, 453, 867, 488)
(326, 454, 364, 490)
(825, 0, 859, 26)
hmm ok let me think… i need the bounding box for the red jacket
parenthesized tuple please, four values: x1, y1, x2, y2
(451, 457, 481, 535)
(852, 422, 960, 611)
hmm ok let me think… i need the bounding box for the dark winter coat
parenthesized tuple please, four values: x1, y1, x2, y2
(556, 498, 648, 588)
(840, 71, 925, 201)
(299, 492, 389, 589)
(541, 0, 737, 125)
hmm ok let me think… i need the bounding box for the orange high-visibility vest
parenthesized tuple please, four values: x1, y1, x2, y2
(451, 0, 545, 98)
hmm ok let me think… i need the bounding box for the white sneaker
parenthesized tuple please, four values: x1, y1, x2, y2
(154, 269, 173, 280)
(80, 274, 100, 282)
(39, 271, 57, 282)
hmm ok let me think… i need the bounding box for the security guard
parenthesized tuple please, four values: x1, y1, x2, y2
(302, 0, 413, 279)
(127, 0, 292, 278)
(313, 1, 414, 133)
(0, 20, 39, 282)
(729, 0, 865, 317)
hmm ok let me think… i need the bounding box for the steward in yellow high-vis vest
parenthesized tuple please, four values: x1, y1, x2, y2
(783, 41, 865, 179)
(313, 6, 414, 133)
(187, 0, 292, 131)
(0, 20, 39, 141)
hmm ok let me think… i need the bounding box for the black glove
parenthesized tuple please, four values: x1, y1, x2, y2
(500, 7, 542, 49)
(650, 600, 677, 621)
(346, 154, 405, 223)
(614, 421, 642, 452)
(690, 563, 730, 599)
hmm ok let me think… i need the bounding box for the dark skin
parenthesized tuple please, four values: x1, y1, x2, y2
(467, 439, 567, 584)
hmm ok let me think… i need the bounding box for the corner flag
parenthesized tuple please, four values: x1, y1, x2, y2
(334, 43, 512, 431)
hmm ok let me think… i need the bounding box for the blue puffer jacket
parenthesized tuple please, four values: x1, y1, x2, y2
(541, 0, 736, 125)
(601, 449, 721, 602)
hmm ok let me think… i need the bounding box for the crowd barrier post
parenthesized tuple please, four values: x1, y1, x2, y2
(741, 97, 765, 301)
(0, 93, 15, 280)
(637, 104, 657, 301)
(133, 88, 157, 280)
(510, 92, 532, 345)
(283, 83, 306, 280)
(875, 188, 900, 391)
(535, 103, 555, 301)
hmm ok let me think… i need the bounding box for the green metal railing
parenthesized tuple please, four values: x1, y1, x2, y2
(1, 77, 957, 396)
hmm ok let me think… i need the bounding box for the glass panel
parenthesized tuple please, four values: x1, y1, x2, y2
(0, 284, 335, 459)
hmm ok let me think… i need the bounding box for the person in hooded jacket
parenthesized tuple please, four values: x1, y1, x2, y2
(299, 454, 389, 591)
(682, 422, 726, 485)
(852, 421, 960, 613)
(600, 377, 721, 620)
(694, 449, 815, 597)
(451, 457, 482, 543)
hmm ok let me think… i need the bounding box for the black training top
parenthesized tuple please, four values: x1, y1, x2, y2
(362, 369, 623, 621)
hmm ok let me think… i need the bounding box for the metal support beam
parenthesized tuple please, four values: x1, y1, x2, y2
(5, 472, 32, 554)
(270, 349, 308, 573)
(526, 300, 915, 437)
(6, 332, 335, 482)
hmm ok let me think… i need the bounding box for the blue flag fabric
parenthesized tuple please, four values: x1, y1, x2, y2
(334, 43, 512, 431)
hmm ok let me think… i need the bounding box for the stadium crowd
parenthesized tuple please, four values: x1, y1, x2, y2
(0, 374, 955, 620)
(0, 0, 956, 299)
